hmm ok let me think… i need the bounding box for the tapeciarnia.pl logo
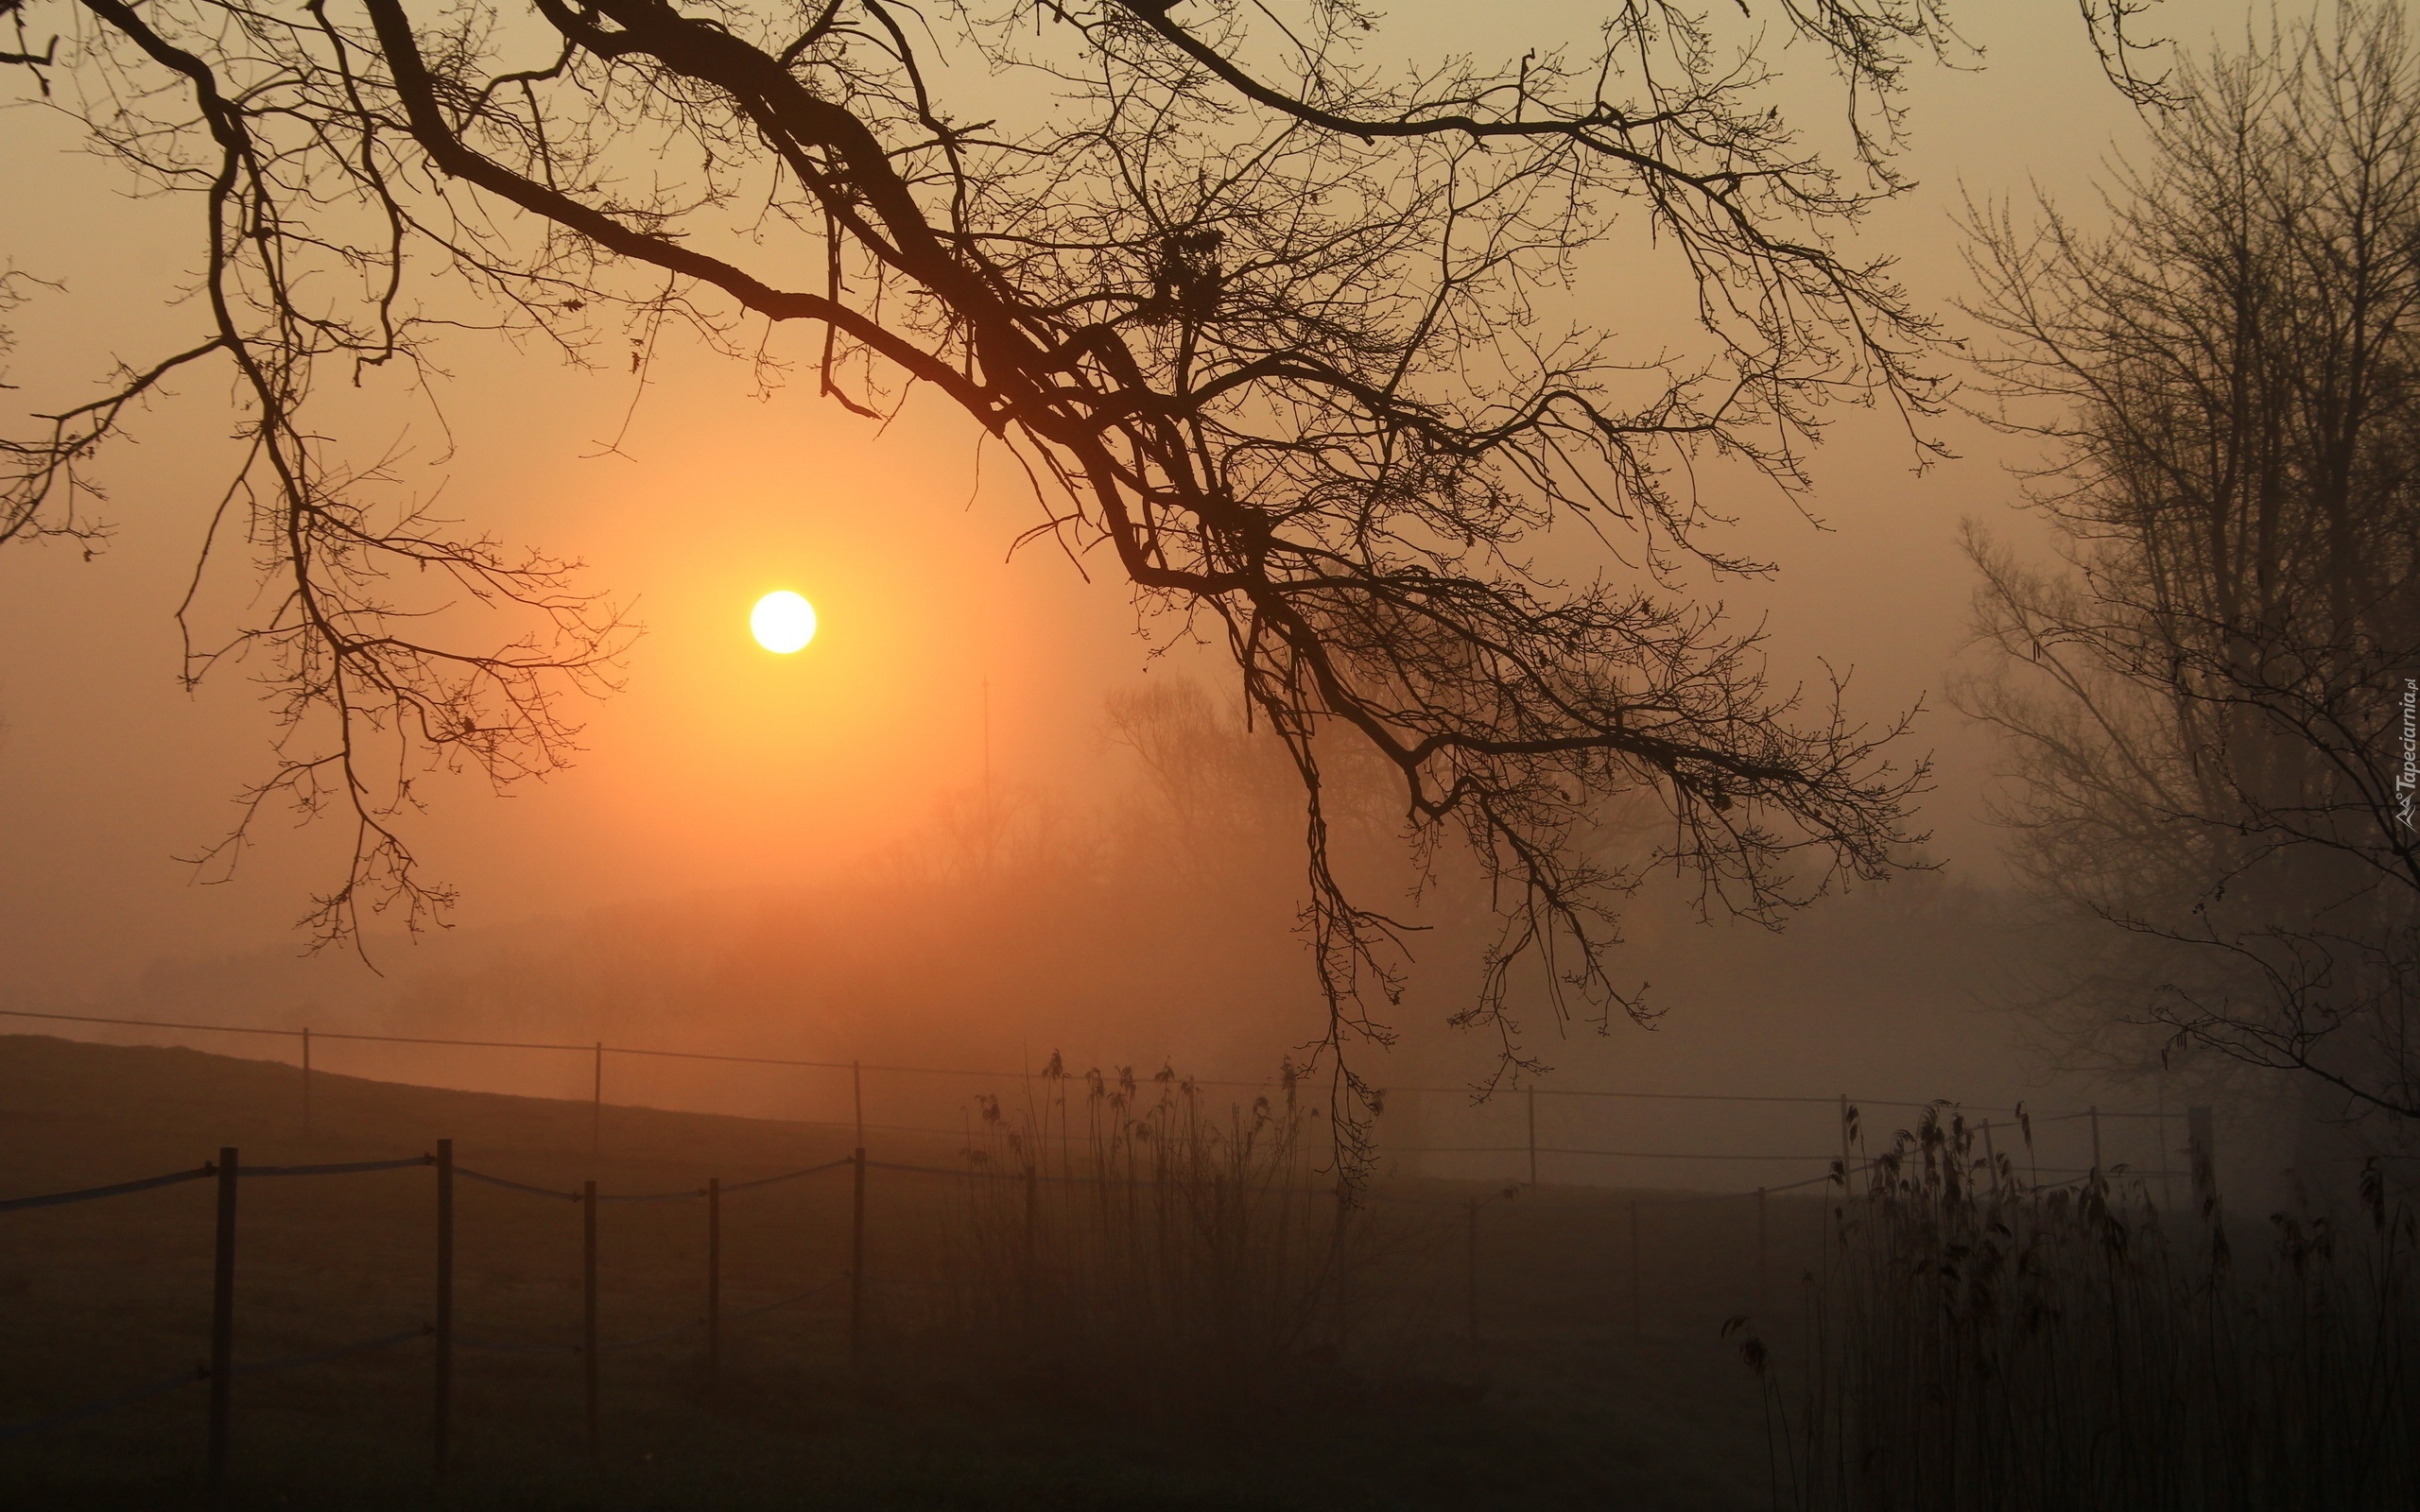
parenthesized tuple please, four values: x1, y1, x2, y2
(2398, 677, 2418, 832)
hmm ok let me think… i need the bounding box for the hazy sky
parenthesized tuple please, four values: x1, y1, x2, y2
(0, 0, 2264, 1005)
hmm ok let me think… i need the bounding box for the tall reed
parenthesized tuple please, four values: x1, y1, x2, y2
(1746, 1107, 2419, 1512)
(901, 1057, 1372, 1405)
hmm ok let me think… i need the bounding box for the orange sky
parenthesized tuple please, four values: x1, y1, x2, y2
(0, 1, 2264, 1004)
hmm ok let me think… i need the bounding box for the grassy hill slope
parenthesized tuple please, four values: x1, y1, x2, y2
(0, 1034, 1774, 1511)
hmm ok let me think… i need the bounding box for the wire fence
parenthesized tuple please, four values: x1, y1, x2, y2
(0, 1005, 2188, 1197)
(0, 1137, 873, 1495)
(0, 1133, 1841, 1453)
(0, 1133, 2188, 1474)
(1, 1002, 2227, 1503)
(5, 1140, 2343, 1512)
(1, 1134, 1535, 1479)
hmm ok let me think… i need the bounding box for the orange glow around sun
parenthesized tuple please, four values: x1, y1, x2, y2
(750, 591, 817, 653)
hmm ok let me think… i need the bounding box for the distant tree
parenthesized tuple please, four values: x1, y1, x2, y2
(0, 0, 2158, 1150)
(1959, 2, 2420, 1130)
(1103, 679, 1398, 884)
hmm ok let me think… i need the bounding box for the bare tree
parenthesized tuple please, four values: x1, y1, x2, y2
(1959, 2, 2420, 1132)
(0, 0, 2157, 1147)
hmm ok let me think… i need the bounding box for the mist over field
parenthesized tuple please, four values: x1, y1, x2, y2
(55, 698, 2253, 1209)
(62, 678, 2048, 1113)
(4, 0, 2415, 1506)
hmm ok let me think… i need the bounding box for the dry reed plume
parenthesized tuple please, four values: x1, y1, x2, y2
(1740, 1108, 2419, 1511)
(890, 1058, 1420, 1409)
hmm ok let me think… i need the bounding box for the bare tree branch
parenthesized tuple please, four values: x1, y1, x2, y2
(1958, 2, 2420, 1134)
(0, 0, 2135, 1167)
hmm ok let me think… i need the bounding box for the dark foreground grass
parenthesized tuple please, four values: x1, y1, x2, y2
(9, 1352, 1755, 1511)
(1, 1035, 1781, 1511)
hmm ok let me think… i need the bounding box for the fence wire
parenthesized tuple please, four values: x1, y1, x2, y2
(0, 1005, 2168, 1128)
(0, 1004, 2210, 1472)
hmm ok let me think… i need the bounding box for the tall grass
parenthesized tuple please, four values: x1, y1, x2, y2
(1749, 1107, 2420, 1512)
(893, 1058, 1389, 1406)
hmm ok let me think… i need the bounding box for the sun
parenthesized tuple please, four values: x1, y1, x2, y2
(750, 591, 818, 654)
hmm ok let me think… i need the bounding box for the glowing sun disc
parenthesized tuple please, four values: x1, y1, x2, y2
(751, 591, 817, 653)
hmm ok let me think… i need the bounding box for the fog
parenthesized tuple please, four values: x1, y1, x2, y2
(16, 3, 2419, 1507)
(40, 671, 2198, 1201)
(0, 0, 2314, 1177)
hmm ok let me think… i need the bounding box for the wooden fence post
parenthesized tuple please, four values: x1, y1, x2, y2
(1332, 1181, 1351, 1345)
(1526, 1088, 1538, 1189)
(1464, 1197, 1480, 1345)
(2156, 1085, 2175, 1211)
(1754, 1187, 1768, 1320)
(1981, 1121, 1998, 1195)
(706, 1177, 721, 1379)
(2187, 1106, 2219, 1211)
(1627, 1198, 1641, 1341)
(582, 1179, 598, 1454)
(207, 1146, 238, 1508)
(1838, 1094, 1855, 1199)
(849, 1146, 867, 1371)
(2089, 1105, 2103, 1181)
(435, 1138, 454, 1478)
(1023, 1161, 1040, 1326)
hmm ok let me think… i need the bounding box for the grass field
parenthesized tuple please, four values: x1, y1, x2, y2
(0, 1034, 1813, 1510)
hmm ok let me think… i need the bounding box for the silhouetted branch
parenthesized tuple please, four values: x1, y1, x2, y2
(3, 0, 2176, 1164)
